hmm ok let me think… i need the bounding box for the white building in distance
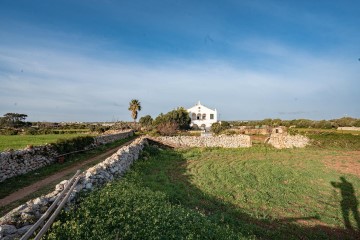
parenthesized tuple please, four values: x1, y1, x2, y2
(187, 101, 218, 128)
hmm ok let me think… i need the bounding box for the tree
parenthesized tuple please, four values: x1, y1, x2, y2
(1, 113, 28, 128)
(153, 107, 191, 131)
(128, 99, 141, 123)
(139, 115, 153, 130)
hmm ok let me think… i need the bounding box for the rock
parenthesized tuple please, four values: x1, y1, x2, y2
(85, 183, 93, 189)
(0, 224, 17, 235)
(17, 224, 33, 235)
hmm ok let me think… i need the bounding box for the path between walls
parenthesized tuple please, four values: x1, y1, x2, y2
(0, 137, 137, 208)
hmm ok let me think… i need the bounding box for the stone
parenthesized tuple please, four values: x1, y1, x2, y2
(0, 224, 17, 235)
(17, 224, 33, 235)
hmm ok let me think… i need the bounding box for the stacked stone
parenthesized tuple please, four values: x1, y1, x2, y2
(94, 130, 134, 145)
(156, 135, 251, 148)
(0, 137, 148, 240)
(0, 130, 134, 183)
(268, 133, 310, 149)
(0, 146, 57, 183)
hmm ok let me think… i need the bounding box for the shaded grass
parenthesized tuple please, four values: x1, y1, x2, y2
(0, 135, 137, 215)
(0, 134, 94, 152)
(46, 145, 360, 239)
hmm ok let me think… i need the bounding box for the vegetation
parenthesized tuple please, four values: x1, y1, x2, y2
(211, 121, 231, 134)
(0, 134, 92, 152)
(230, 117, 360, 129)
(153, 107, 191, 135)
(46, 134, 360, 239)
(139, 115, 153, 130)
(128, 99, 142, 123)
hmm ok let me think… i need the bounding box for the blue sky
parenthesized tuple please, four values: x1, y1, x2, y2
(0, 0, 359, 122)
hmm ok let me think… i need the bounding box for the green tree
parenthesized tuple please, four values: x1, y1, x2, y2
(153, 107, 191, 131)
(211, 122, 223, 134)
(139, 115, 153, 130)
(128, 99, 142, 123)
(1, 113, 28, 128)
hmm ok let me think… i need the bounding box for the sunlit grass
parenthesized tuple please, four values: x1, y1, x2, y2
(46, 144, 360, 239)
(0, 134, 93, 151)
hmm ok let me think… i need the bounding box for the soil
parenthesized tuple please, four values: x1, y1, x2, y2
(0, 139, 135, 207)
(323, 151, 360, 177)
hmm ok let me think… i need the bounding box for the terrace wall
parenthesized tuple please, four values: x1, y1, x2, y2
(154, 135, 252, 148)
(0, 130, 134, 183)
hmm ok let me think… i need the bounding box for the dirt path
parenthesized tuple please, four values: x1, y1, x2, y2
(0, 138, 136, 207)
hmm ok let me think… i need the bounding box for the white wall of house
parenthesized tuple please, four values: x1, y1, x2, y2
(187, 101, 218, 128)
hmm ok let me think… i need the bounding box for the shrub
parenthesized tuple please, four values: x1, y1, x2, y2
(211, 122, 223, 135)
(51, 136, 95, 155)
(156, 122, 178, 136)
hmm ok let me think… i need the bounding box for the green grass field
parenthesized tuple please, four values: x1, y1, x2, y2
(46, 142, 360, 239)
(0, 134, 93, 151)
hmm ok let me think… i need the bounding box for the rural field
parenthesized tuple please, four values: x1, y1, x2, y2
(45, 134, 360, 240)
(0, 133, 93, 152)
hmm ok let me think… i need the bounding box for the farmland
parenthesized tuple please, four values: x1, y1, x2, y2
(46, 136, 360, 239)
(0, 133, 93, 152)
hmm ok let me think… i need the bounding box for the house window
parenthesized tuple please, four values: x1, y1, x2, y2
(197, 113, 201, 120)
(191, 113, 196, 120)
(210, 114, 214, 120)
(202, 114, 206, 120)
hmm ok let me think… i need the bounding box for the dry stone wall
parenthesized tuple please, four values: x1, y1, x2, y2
(268, 133, 310, 149)
(0, 136, 148, 240)
(0, 130, 134, 183)
(155, 135, 251, 148)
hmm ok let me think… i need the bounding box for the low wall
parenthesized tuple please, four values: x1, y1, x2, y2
(155, 135, 251, 148)
(0, 130, 134, 183)
(337, 127, 360, 131)
(0, 136, 147, 240)
(268, 133, 310, 149)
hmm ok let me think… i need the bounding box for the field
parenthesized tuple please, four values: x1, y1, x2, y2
(0, 133, 93, 151)
(46, 136, 360, 239)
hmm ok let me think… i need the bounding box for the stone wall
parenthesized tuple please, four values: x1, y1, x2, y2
(337, 127, 360, 131)
(0, 136, 148, 240)
(0, 130, 134, 183)
(268, 133, 310, 149)
(154, 135, 251, 148)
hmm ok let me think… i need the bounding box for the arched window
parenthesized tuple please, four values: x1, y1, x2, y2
(191, 113, 196, 120)
(197, 113, 201, 120)
(202, 114, 206, 120)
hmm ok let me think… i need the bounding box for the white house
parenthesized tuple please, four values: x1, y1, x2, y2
(187, 101, 218, 128)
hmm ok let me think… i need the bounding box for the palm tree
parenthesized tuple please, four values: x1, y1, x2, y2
(128, 99, 141, 123)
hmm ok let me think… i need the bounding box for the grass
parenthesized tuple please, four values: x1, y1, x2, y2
(291, 128, 360, 135)
(0, 133, 94, 152)
(46, 141, 360, 239)
(0, 135, 137, 215)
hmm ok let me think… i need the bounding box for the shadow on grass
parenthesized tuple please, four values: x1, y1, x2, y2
(136, 144, 360, 240)
(331, 177, 360, 232)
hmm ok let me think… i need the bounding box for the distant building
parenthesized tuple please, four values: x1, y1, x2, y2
(187, 101, 218, 128)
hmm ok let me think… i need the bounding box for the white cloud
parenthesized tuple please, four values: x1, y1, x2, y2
(0, 33, 359, 122)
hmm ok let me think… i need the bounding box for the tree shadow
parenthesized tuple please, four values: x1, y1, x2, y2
(138, 144, 360, 239)
(331, 177, 360, 231)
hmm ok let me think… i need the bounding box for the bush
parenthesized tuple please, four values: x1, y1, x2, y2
(51, 136, 95, 155)
(156, 122, 178, 136)
(139, 115, 153, 128)
(211, 122, 223, 135)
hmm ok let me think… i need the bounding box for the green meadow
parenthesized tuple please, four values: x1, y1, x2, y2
(0, 134, 92, 152)
(46, 140, 360, 239)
